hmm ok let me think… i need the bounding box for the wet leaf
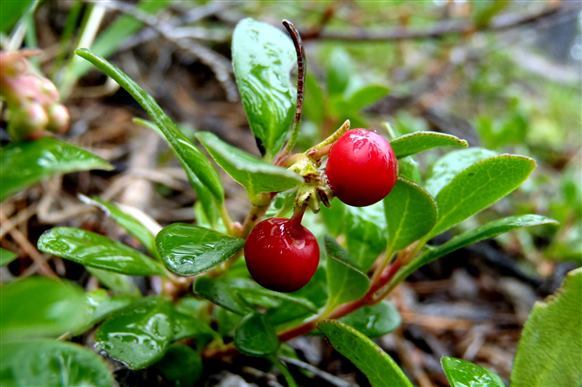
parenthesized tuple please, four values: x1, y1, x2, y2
(511, 268, 582, 387)
(325, 236, 370, 308)
(194, 276, 250, 315)
(95, 297, 173, 370)
(75, 49, 224, 202)
(156, 223, 243, 276)
(384, 178, 437, 252)
(0, 138, 112, 202)
(196, 131, 302, 201)
(0, 340, 113, 387)
(441, 356, 504, 387)
(318, 320, 412, 387)
(38, 227, 164, 276)
(232, 18, 297, 158)
(234, 313, 279, 356)
(0, 277, 89, 339)
(341, 301, 401, 338)
(390, 131, 468, 159)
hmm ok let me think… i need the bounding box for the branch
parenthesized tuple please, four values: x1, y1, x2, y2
(302, 5, 568, 42)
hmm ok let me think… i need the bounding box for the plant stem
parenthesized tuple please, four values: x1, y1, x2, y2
(219, 203, 236, 235)
(305, 119, 350, 161)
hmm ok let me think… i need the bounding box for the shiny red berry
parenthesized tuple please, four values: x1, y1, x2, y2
(325, 128, 398, 207)
(244, 218, 320, 292)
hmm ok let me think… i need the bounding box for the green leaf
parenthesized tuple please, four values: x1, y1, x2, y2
(81, 196, 158, 255)
(0, 277, 89, 340)
(394, 215, 558, 286)
(0, 248, 17, 266)
(318, 320, 412, 387)
(155, 344, 202, 386)
(327, 48, 352, 95)
(75, 49, 224, 202)
(346, 85, 390, 112)
(172, 310, 216, 343)
(235, 286, 319, 314)
(397, 157, 421, 183)
(77, 289, 134, 334)
(345, 202, 387, 271)
(194, 276, 250, 315)
(385, 178, 437, 252)
(425, 148, 496, 196)
(196, 131, 302, 200)
(441, 356, 505, 387)
(341, 301, 401, 338)
(324, 236, 370, 308)
(95, 297, 173, 370)
(0, 0, 33, 33)
(156, 223, 243, 276)
(0, 138, 112, 202)
(0, 340, 113, 387)
(234, 313, 279, 357)
(87, 268, 141, 296)
(38, 227, 163, 276)
(430, 155, 536, 237)
(390, 131, 469, 159)
(303, 73, 326, 125)
(511, 268, 582, 387)
(232, 18, 297, 157)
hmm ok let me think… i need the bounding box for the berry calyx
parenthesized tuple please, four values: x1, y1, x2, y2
(244, 217, 319, 292)
(325, 128, 398, 207)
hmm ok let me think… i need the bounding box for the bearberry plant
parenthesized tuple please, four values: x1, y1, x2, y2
(1, 17, 580, 387)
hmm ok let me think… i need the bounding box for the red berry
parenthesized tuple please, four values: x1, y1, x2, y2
(325, 129, 398, 207)
(244, 218, 320, 292)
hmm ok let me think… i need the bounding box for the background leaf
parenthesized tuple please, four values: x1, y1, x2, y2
(318, 320, 413, 387)
(156, 223, 244, 276)
(87, 268, 141, 296)
(95, 297, 173, 370)
(384, 178, 437, 252)
(232, 18, 296, 157)
(196, 131, 302, 200)
(155, 344, 202, 386)
(430, 155, 536, 237)
(341, 301, 401, 338)
(325, 236, 370, 308)
(0, 340, 113, 387)
(346, 85, 390, 112)
(234, 313, 279, 357)
(344, 203, 387, 271)
(511, 268, 582, 387)
(0, 138, 112, 202)
(0, 248, 17, 266)
(441, 356, 504, 387)
(75, 49, 224, 202)
(0, 277, 89, 339)
(390, 131, 468, 159)
(38, 227, 164, 276)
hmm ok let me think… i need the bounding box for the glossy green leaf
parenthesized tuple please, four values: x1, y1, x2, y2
(196, 131, 302, 200)
(0, 277, 89, 339)
(234, 313, 279, 357)
(345, 202, 387, 271)
(430, 155, 536, 237)
(194, 276, 250, 315)
(87, 268, 141, 296)
(235, 286, 319, 314)
(156, 223, 244, 276)
(318, 320, 412, 387)
(394, 215, 558, 286)
(0, 248, 17, 266)
(75, 49, 224, 202)
(385, 178, 437, 252)
(347, 85, 390, 112)
(441, 356, 505, 387)
(0, 340, 113, 387)
(511, 268, 582, 387)
(155, 344, 202, 386)
(95, 297, 173, 370)
(0, 138, 112, 202)
(341, 301, 401, 338)
(325, 236, 370, 308)
(390, 131, 468, 159)
(172, 311, 216, 343)
(232, 18, 297, 157)
(38, 227, 163, 276)
(81, 195, 158, 255)
(78, 289, 134, 333)
(426, 148, 496, 196)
